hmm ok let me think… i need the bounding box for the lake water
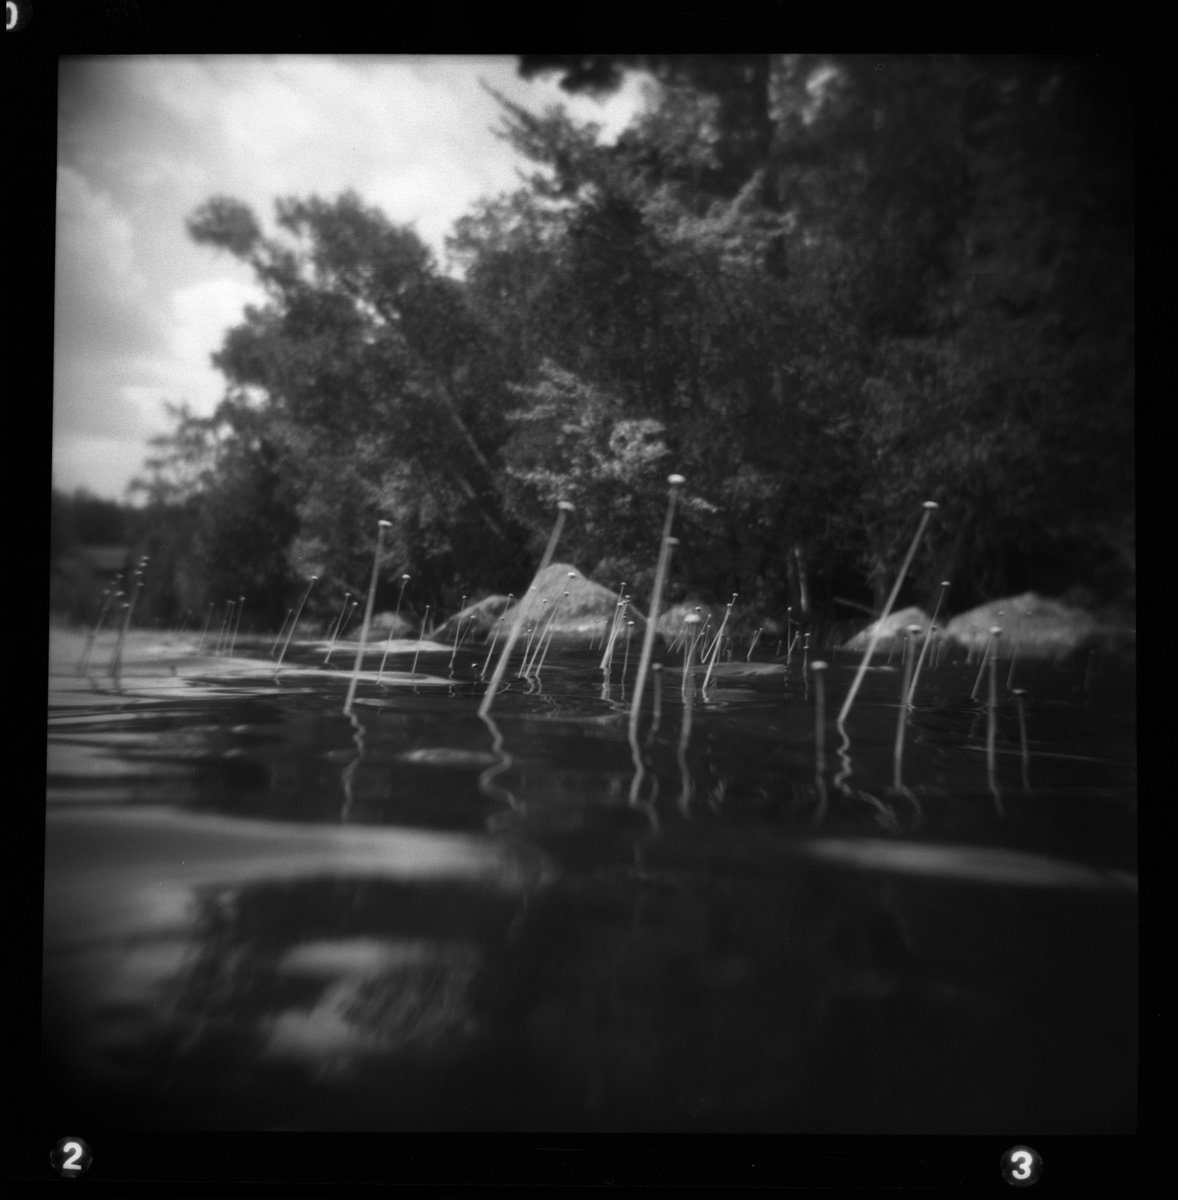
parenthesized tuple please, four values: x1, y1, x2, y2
(43, 626, 1137, 1133)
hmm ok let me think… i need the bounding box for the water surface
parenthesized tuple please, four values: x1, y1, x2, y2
(44, 628, 1137, 1131)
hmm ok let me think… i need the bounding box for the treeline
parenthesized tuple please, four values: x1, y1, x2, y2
(111, 54, 1133, 633)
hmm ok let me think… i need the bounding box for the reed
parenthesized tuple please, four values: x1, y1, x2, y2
(700, 594, 738, 697)
(323, 593, 352, 665)
(970, 627, 997, 701)
(216, 600, 234, 656)
(1005, 633, 1022, 690)
(697, 619, 712, 663)
(196, 600, 215, 653)
(648, 663, 664, 743)
(681, 612, 701, 702)
(746, 627, 763, 662)
(531, 576, 576, 679)
(812, 660, 828, 780)
(892, 625, 921, 790)
(480, 597, 512, 680)
(1012, 687, 1030, 790)
(377, 574, 412, 683)
(623, 474, 686, 738)
(677, 635, 697, 815)
(410, 604, 431, 677)
(276, 575, 318, 671)
(986, 627, 1003, 814)
(110, 559, 147, 684)
(344, 520, 391, 715)
(837, 501, 938, 727)
(599, 585, 628, 673)
(449, 594, 467, 674)
(906, 580, 949, 707)
(78, 584, 118, 674)
(520, 594, 545, 673)
(228, 595, 245, 656)
(338, 599, 360, 641)
(479, 500, 574, 718)
(271, 610, 295, 658)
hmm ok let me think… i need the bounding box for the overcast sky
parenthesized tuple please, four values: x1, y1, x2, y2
(54, 55, 647, 502)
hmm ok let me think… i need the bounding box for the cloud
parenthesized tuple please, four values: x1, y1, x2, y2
(52, 430, 162, 501)
(55, 165, 162, 357)
(167, 277, 266, 400)
(52, 56, 649, 501)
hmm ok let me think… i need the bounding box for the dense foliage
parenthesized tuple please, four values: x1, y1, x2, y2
(111, 54, 1133, 631)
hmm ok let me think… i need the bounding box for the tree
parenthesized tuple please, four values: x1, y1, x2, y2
(182, 190, 533, 614)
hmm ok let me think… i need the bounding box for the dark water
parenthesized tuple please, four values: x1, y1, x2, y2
(44, 631, 1137, 1133)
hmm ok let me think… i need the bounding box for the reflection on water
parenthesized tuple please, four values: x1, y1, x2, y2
(44, 630, 1136, 1131)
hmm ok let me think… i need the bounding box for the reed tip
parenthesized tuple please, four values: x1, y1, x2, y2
(378, 519, 392, 528)
(668, 473, 686, 486)
(557, 499, 575, 512)
(812, 660, 828, 671)
(922, 500, 939, 510)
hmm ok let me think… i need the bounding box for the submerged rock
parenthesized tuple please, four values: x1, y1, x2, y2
(944, 593, 1099, 658)
(842, 606, 932, 651)
(656, 601, 725, 636)
(429, 594, 514, 643)
(488, 563, 645, 642)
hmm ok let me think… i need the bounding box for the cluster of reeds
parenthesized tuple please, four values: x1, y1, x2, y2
(478, 500, 574, 719)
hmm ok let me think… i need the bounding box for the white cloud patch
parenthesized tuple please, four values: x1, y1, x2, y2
(55, 165, 161, 356)
(52, 55, 649, 500)
(168, 277, 266, 405)
(52, 431, 162, 500)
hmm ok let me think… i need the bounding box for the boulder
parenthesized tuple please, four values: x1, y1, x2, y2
(499, 563, 644, 641)
(429, 594, 514, 643)
(943, 593, 1098, 657)
(842, 606, 932, 651)
(656, 601, 725, 637)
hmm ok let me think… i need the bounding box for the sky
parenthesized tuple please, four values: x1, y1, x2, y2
(54, 55, 647, 503)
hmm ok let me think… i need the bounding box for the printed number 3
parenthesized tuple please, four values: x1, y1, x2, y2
(1003, 1145, 1041, 1187)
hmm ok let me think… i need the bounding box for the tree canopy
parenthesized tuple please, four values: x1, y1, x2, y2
(117, 54, 1133, 633)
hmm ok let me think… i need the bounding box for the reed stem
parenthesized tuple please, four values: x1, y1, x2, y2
(377, 574, 412, 683)
(276, 576, 318, 672)
(479, 501, 574, 718)
(324, 593, 351, 665)
(410, 604, 431, 678)
(344, 520, 391, 715)
(893, 626, 920, 790)
(906, 580, 949, 707)
(700, 594, 738, 698)
(837, 501, 938, 727)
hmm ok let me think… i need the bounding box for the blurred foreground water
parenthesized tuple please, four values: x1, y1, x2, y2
(44, 627, 1136, 1131)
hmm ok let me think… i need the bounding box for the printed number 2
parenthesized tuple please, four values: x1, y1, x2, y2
(53, 1137, 92, 1178)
